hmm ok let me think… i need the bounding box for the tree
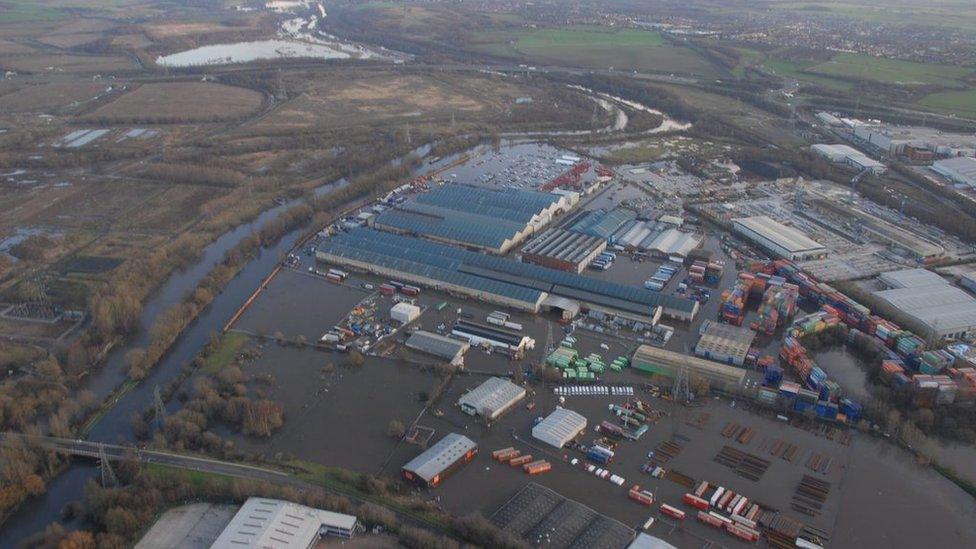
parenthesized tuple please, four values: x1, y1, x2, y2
(387, 420, 406, 439)
(348, 350, 365, 367)
(274, 331, 286, 345)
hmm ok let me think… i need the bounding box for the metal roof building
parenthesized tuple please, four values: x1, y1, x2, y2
(318, 228, 699, 322)
(405, 330, 470, 365)
(210, 498, 359, 548)
(732, 216, 827, 261)
(520, 228, 607, 273)
(646, 228, 702, 259)
(695, 320, 755, 366)
(570, 208, 637, 239)
(373, 184, 568, 253)
(402, 433, 477, 487)
(457, 376, 526, 420)
(632, 345, 746, 391)
(933, 156, 976, 187)
(532, 407, 587, 448)
(878, 268, 946, 290)
(873, 284, 976, 341)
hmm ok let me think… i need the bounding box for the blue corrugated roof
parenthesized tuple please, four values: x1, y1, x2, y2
(320, 229, 698, 314)
(416, 185, 561, 223)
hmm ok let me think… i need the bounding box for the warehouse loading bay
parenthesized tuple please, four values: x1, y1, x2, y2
(225, 143, 976, 549)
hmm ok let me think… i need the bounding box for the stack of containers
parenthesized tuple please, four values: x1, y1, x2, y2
(764, 364, 783, 386)
(610, 356, 628, 372)
(547, 347, 578, 369)
(912, 375, 939, 407)
(806, 366, 828, 392)
(935, 375, 957, 405)
(896, 333, 925, 359)
(819, 380, 842, 402)
(779, 381, 800, 404)
(706, 260, 725, 284)
(840, 399, 862, 423)
(815, 400, 839, 420)
(689, 261, 707, 284)
(950, 369, 976, 404)
(757, 386, 780, 406)
(920, 350, 954, 375)
(881, 359, 906, 382)
(872, 317, 901, 346)
(721, 274, 752, 326)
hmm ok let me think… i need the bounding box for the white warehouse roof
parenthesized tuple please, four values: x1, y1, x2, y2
(933, 156, 976, 186)
(647, 228, 702, 258)
(874, 285, 976, 337)
(532, 407, 587, 448)
(457, 376, 526, 418)
(878, 268, 946, 290)
(732, 216, 825, 255)
(211, 498, 358, 549)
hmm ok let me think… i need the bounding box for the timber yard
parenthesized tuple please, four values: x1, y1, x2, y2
(218, 140, 976, 549)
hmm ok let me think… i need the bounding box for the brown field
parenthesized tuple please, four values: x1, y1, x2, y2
(22, 180, 164, 231)
(142, 23, 254, 40)
(0, 53, 137, 73)
(90, 81, 265, 121)
(0, 39, 36, 55)
(111, 33, 153, 49)
(256, 73, 526, 130)
(37, 32, 103, 49)
(122, 185, 227, 232)
(0, 81, 109, 112)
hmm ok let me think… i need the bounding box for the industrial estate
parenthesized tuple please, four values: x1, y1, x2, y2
(2, 1, 976, 548)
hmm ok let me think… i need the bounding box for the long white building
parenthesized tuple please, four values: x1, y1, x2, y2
(211, 498, 359, 548)
(732, 216, 827, 261)
(933, 156, 976, 187)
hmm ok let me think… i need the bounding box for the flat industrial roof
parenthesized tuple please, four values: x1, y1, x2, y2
(405, 330, 470, 360)
(402, 433, 476, 483)
(521, 228, 605, 264)
(532, 407, 587, 446)
(878, 268, 946, 289)
(211, 498, 357, 549)
(458, 377, 526, 415)
(874, 285, 976, 334)
(695, 320, 755, 361)
(733, 215, 825, 254)
(633, 344, 746, 386)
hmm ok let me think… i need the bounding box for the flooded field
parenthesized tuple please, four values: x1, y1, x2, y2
(812, 347, 875, 401)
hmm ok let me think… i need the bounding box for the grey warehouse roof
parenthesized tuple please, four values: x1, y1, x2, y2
(733, 215, 825, 254)
(319, 228, 698, 318)
(570, 208, 636, 239)
(405, 330, 470, 360)
(457, 377, 526, 415)
(874, 285, 976, 335)
(878, 268, 946, 290)
(521, 228, 605, 264)
(696, 320, 755, 362)
(416, 184, 561, 223)
(211, 498, 357, 549)
(402, 433, 477, 482)
(532, 407, 587, 447)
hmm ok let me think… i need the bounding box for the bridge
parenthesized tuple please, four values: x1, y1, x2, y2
(0, 433, 290, 485)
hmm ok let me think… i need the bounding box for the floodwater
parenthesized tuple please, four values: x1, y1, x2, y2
(155, 40, 352, 67)
(812, 347, 874, 402)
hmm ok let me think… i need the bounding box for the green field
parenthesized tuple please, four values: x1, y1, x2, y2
(472, 26, 718, 76)
(918, 89, 976, 117)
(763, 57, 853, 91)
(806, 52, 972, 85)
(202, 331, 249, 373)
(0, 1, 68, 22)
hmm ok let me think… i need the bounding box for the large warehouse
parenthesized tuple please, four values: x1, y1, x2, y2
(873, 270, 976, 341)
(811, 143, 886, 174)
(317, 228, 699, 323)
(211, 498, 360, 548)
(405, 330, 470, 365)
(402, 433, 477, 488)
(520, 228, 607, 273)
(732, 216, 827, 261)
(372, 184, 572, 253)
(532, 407, 587, 448)
(632, 345, 746, 391)
(457, 376, 526, 420)
(932, 156, 976, 188)
(695, 320, 756, 366)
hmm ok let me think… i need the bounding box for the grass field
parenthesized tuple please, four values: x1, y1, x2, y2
(0, 81, 108, 112)
(0, 2, 68, 23)
(806, 52, 972, 85)
(763, 57, 853, 91)
(90, 82, 264, 121)
(918, 89, 976, 118)
(0, 53, 136, 73)
(472, 26, 718, 76)
(202, 331, 249, 374)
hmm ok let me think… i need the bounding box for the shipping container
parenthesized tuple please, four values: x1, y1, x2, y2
(683, 493, 709, 510)
(659, 504, 686, 520)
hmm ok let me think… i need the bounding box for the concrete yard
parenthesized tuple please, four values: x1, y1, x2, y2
(135, 503, 237, 549)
